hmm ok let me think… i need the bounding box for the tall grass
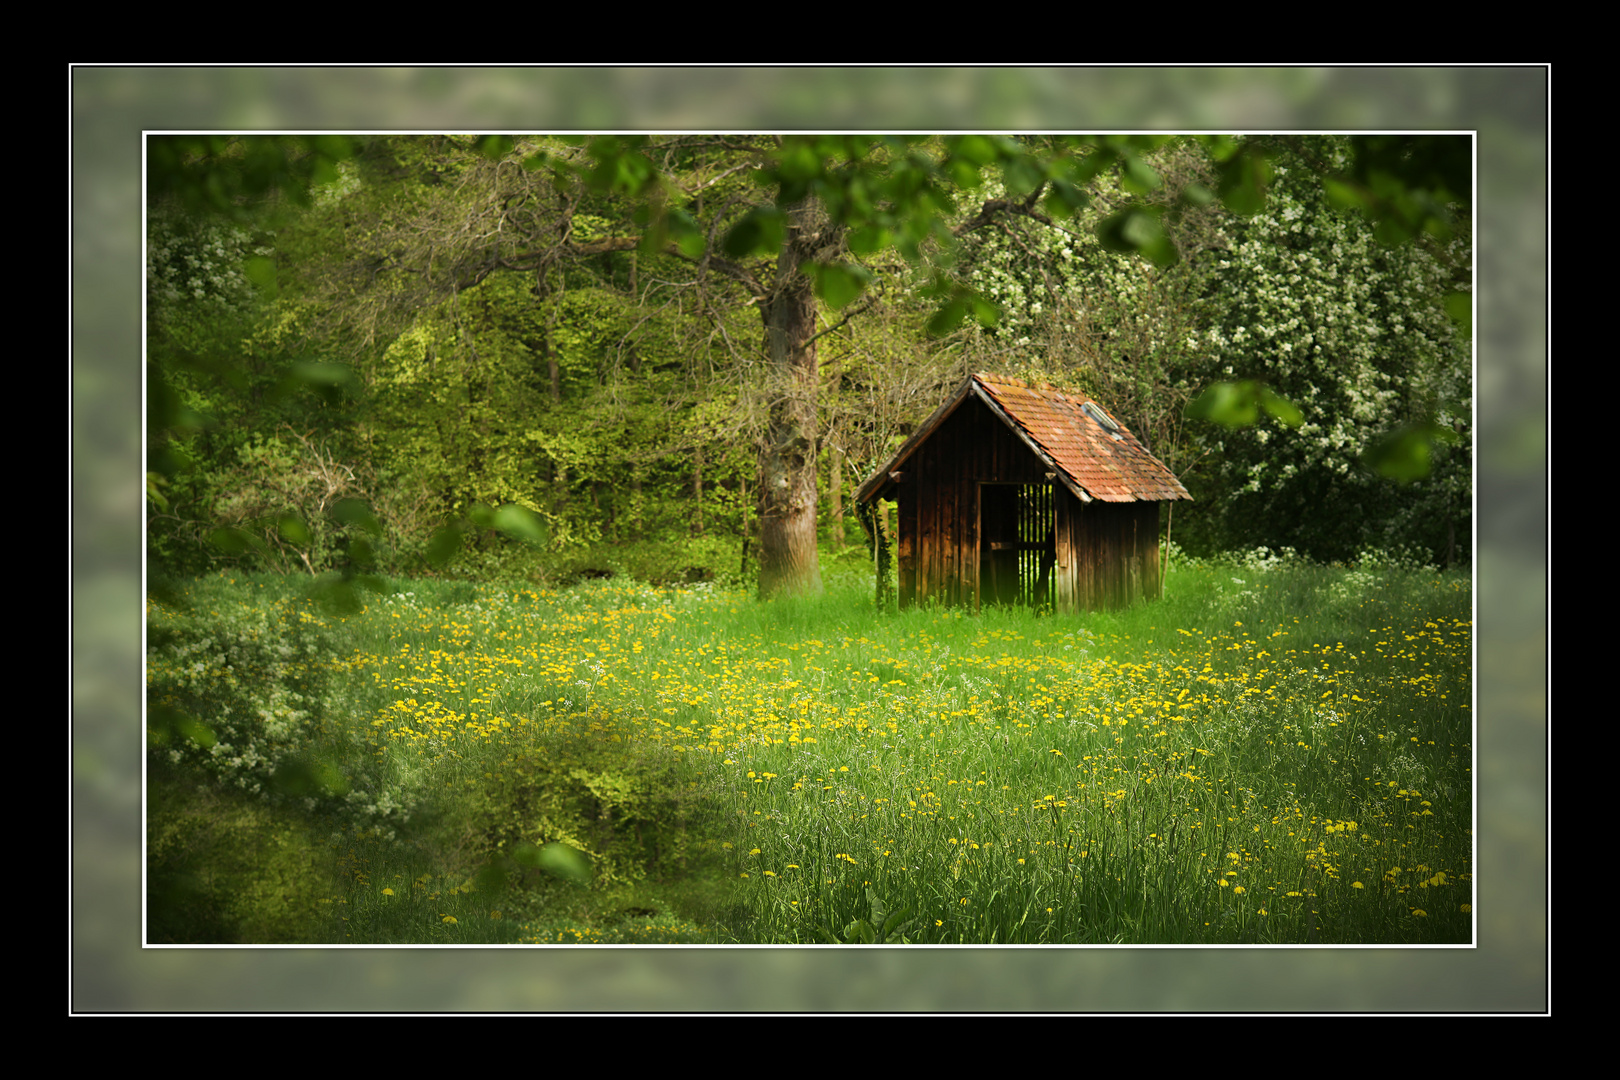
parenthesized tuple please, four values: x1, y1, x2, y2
(146, 552, 1471, 944)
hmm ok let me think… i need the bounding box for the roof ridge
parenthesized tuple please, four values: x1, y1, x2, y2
(976, 370, 1092, 402)
(857, 370, 1191, 505)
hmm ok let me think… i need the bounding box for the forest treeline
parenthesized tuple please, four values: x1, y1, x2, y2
(145, 134, 1472, 592)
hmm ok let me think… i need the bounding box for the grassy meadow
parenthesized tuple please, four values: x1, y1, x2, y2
(145, 546, 1472, 945)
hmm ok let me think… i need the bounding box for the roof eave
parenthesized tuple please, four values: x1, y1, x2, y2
(854, 375, 978, 504)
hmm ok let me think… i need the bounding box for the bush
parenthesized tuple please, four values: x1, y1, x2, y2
(147, 765, 342, 943)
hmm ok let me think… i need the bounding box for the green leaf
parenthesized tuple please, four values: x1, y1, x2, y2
(1363, 422, 1460, 482)
(775, 140, 825, 183)
(1096, 208, 1179, 267)
(345, 537, 377, 571)
(1323, 177, 1370, 213)
(474, 861, 511, 895)
(665, 206, 706, 259)
(148, 704, 216, 749)
(1180, 182, 1215, 207)
(946, 157, 984, 190)
(282, 361, 359, 406)
(843, 918, 875, 944)
(332, 498, 383, 537)
(307, 574, 365, 616)
(1444, 291, 1472, 337)
(946, 134, 1001, 166)
(969, 292, 1001, 328)
(809, 262, 872, 309)
(276, 513, 312, 546)
(1002, 155, 1046, 199)
(1186, 381, 1260, 428)
(242, 255, 277, 294)
(271, 755, 350, 799)
(490, 504, 549, 547)
(1217, 150, 1272, 216)
(1121, 153, 1162, 195)
(474, 135, 514, 159)
(425, 524, 463, 567)
(721, 206, 785, 258)
(926, 297, 970, 338)
(146, 472, 170, 513)
(1188, 380, 1302, 430)
(207, 526, 268, 557)
(1042, 178, 1088, 218)
(1259, 387, 1304, 428)
(535, 842, 593, 885)
(847, 224, 892, 256)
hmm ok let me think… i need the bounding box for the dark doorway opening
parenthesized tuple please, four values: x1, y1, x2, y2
(979, 483, 1055, 609)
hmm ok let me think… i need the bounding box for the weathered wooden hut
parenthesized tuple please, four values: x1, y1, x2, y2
(856, 372, 1192, 612)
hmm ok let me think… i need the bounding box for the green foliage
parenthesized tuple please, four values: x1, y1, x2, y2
(146, 131, 1474, 633)
(1186, 380, 1304, 428)
(146, 588, 337, 800)
(147, 134, 360, 221)
(468, 735, 728, 905)
(828, 887, 918, 944)
(1362, 422, 1463, 483)
(147, 766, 344, 943)
(1183, 137, 1470, 564)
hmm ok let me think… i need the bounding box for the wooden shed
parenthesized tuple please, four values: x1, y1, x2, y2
(856, 372, 1192, 612)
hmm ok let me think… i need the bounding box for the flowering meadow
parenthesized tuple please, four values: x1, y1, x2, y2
(147, 549, 1472, 945)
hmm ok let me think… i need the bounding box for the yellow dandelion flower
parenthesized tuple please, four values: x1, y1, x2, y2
(1352, 882, 1365, 889)
(442, 915, 457, 924)
(382, 888, 394, 896)
(1232, 885, 1246, 895)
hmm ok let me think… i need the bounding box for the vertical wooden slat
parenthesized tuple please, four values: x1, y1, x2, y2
(898, 490, 915, 609)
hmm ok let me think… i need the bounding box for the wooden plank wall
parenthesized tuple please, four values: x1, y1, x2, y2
(889, 393, 1164, 612)
(1055, 495, 1161, 610)
(899, 395, 1049, 609)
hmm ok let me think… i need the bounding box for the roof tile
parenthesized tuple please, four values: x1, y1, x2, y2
(974, 373, 1191, 503)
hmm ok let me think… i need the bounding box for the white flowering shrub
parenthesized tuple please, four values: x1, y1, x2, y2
(147, 598, 330, 797)
(147, 597, 421, 835)
(1354, 543, 1439, 574)
(1215, 545, 1307, 573)
(146, 208, 261, 316)
(955, 143, 1226, 474)
(1192, 138, 1471, 564)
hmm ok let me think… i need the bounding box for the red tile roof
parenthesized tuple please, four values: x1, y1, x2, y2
(973, 373, 1191, 503)
(857, 373, 1191, 504)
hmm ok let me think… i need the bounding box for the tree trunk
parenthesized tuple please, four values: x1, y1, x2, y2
(757, 199, 831, 598)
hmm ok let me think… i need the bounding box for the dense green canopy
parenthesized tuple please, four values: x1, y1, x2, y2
(146, 134, 1471, 596)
